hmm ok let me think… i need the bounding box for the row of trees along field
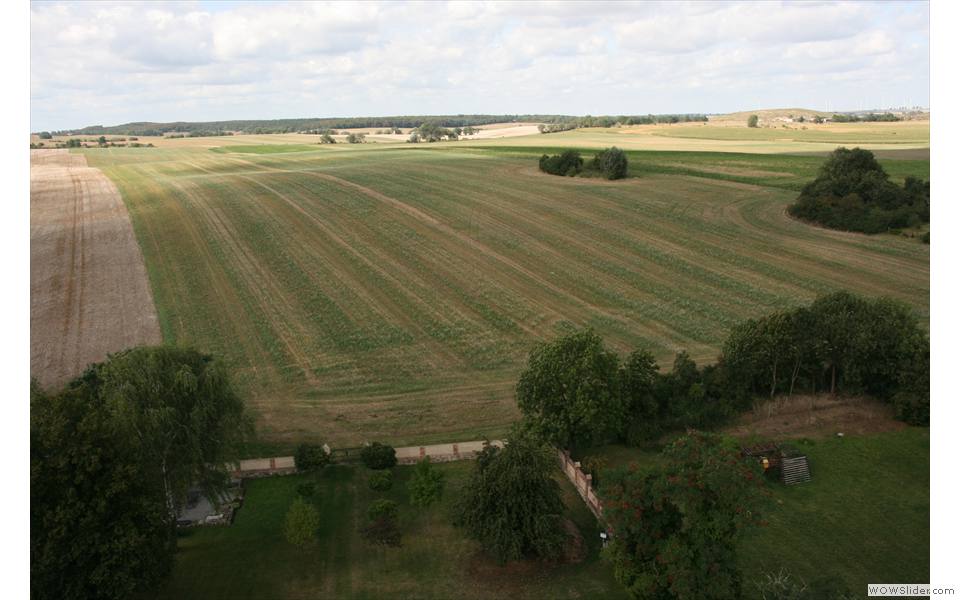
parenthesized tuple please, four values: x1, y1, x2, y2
(788, 147, 929, 235)
(539, 147, 628, 179)
(31, 347, 251, 600)
(516, 291, 928, 452)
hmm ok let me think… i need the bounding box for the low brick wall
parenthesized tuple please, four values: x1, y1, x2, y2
(395, 440, 504, 464)
(228, 456, 296, 478)
(558, 449, 603, 520)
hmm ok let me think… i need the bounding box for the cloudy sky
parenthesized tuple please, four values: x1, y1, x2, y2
(30, 0, 929, 131)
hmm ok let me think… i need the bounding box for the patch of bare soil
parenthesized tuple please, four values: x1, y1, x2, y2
(722, 394, 907, 440)
(30, 149, 161, 390)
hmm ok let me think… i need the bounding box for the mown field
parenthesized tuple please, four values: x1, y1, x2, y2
(83, 138, 929, 447)
(581, 428, 930, 599)
(150, 461, 625, 600)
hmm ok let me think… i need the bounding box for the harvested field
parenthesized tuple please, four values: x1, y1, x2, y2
(30, 149, 161, 389)
(82, 144, 928, 446)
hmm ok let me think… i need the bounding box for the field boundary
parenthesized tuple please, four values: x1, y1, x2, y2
(229, 439, 505, 477)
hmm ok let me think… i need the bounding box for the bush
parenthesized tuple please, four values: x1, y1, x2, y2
(296, 482, 316, 498)
(748, 114, 759, 127)
(538, 150, 583, 176)
(284, 497, 320, 548)
(360, 442, 397, 470)
(368, 469, 393, 491)
(591, 147, 628, 179)
(407, 457, 444, 508)
(294, 443, 331, 472)
(361, 499, 401, 546)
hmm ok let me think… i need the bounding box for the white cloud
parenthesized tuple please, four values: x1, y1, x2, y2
(30, 0, 929, 130)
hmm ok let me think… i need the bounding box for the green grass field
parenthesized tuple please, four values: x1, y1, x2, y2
(151, 462, 625, 600)
(83, 141, 929, 446)
(581, 428, 930, 598)
(210, 144, 322, 154)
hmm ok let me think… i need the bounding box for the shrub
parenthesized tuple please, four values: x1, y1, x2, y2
(407, 457, 444, 508)
(294, 443, 331, 472)
(591, 147, 628, 179)
(368, 469, 393, 491)
(361, 499, 401, 546)
(748, 114, 759, 127)
(296, 482, 316, 498)
(538, 150, 583, 176)
(284, 497, 320, 548)
(360, 442, 397, 470)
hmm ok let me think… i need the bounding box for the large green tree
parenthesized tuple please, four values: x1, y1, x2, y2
(516, 330, 623, 449)
(31, 382, 175, 600)
(454, 435, 566, 563)
(93, 346, 251, 516)
(602, 432, 767, 600)
(31, 347, 250, 599)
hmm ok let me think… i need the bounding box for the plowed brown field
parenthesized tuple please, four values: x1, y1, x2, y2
(30, 149, 161, 389)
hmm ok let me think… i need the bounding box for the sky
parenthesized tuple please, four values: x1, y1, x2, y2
(29, 0, 929, 131)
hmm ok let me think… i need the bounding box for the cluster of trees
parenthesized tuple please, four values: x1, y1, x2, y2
(722, 291, 929, 425)
(538, 114, 709, 131)
(408, 122, 462, 142)
(788, 147, 930, 234)
(538, 147, 629, 180)
(516, 291, 929, 453)
(345, 132, 366, 144)
(538, 150, 584, 176)
(31, 347, 250, 600)
(831, 112, 901, 123)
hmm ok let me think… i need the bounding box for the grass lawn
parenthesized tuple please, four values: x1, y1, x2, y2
(580, 428, 930, 598)
(150, 461, 626, 600)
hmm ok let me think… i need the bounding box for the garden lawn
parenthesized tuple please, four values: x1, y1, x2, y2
(150, 461, 625, 600)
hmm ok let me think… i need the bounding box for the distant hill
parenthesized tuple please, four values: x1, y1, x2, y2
(710, 108, 832, 123)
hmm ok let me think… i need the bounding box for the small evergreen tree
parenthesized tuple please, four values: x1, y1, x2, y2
(284, 497, 320, 548)
(407, 457, 444, 508)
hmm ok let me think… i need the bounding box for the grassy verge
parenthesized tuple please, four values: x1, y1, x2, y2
(151, 461, 625, 599)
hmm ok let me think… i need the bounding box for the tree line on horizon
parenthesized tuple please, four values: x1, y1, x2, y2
(52, 113, 709, 137)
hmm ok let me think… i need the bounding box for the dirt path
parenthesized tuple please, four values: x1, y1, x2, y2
(30, 149, 161, 389)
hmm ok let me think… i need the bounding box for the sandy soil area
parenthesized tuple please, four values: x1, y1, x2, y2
(30, 149, 161, 389)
